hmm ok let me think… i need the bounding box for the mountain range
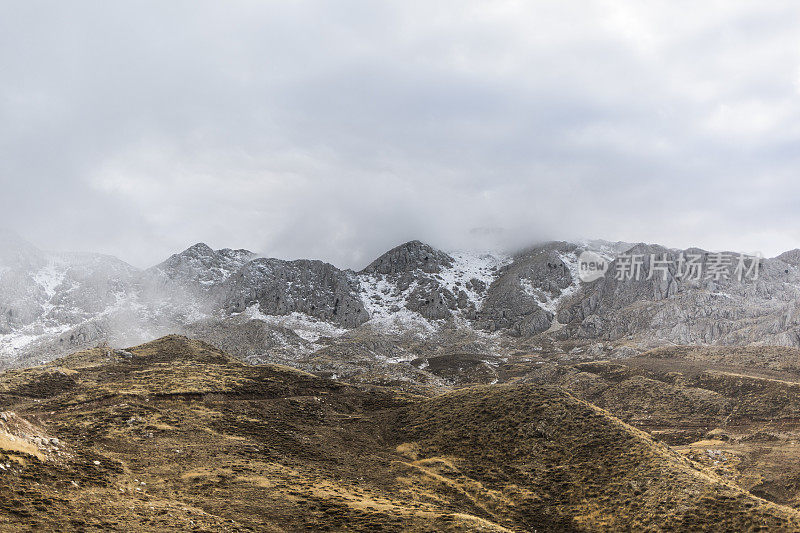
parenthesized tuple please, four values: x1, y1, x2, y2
(3, 230, 800, 389)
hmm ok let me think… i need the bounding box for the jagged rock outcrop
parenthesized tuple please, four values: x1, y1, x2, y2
(406, 280, 457, 320)
(359, 242, 471, 322)
(221, 258, 369, 328)
(477, 242, 578, 336)
(559, 243, 800, 345)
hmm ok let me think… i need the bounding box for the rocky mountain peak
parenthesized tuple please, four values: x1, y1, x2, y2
(152, 243, 255, 287)
(184, 242, 215, 256)
(361, 240, 454, 275)
(624, 242, 672, 256)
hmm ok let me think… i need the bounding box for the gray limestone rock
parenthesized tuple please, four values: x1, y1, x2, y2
(221, 258, 369, 328)
(361, 240, 453, 275)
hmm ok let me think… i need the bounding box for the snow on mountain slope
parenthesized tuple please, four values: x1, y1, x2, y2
(243, 303, 347, 342)
(357, 275, 438, 335)
(435, 251, 511, 311)
(10, 234, 800, 371)
(356, 248, 510, 335)
(535, 251, 580, 313)
(31, 260, 67, 300)
(0, 245, 144, 361)
(0, 237, 545, 364)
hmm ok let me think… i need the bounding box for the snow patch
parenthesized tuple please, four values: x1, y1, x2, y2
(710, 292, 734, 299)
(32, 261, 68, 299)
(363, 307, 440, 336)
(243, 305, 347, 342)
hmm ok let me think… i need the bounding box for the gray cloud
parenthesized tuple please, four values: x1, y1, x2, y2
(2, 1, 800, 268)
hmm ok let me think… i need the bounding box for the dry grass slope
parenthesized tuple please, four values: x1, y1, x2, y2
(0, 336, 797, 531)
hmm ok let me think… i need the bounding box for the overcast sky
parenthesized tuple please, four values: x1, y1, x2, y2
(2, 1, 800, 268)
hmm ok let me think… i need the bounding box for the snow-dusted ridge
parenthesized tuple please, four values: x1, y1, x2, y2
(0, 237, 524, 362)
(0, 236, 652, 365)
(0, 237, 595, 364)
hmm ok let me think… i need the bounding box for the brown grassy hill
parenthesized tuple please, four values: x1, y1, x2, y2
(0, 336, 797, 531)
(520, 347, 800, 509)
(392, 384, 800, 531)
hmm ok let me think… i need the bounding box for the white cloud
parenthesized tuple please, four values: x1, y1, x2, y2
(2, 1, 800, 266)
